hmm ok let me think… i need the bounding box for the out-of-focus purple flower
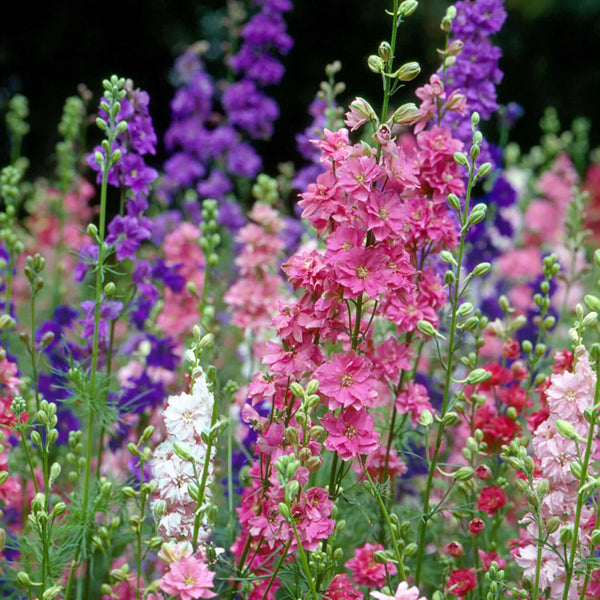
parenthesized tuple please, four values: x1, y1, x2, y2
(223, 80, 279, 139)
(217, 199, 246, 234)
(152, 259, 185, 292)
(196, 170, 233, 201)
(226, 143, 262, 178)
(146, 335, 179, 371)
(79, 299, 123, 340)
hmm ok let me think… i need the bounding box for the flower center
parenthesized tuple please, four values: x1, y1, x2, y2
(340, 373, 353, 387)
(356, 266, 368, 279)
(344, 426, 358, 439)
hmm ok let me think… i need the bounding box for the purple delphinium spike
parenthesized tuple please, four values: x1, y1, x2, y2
(158, 1, 293, 216)
(442, 0, 507, 167)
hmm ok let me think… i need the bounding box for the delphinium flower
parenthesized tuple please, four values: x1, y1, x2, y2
(229, 53, 468, 592)
(441, 0, 507, 166)
(159, 0, 292, 213)
(345, 542, 397, 588)
(512, 345, 598, 599)
(152, 365, 216, 542)
(371, 581, 428, 600)
(224, 195, 287, 342)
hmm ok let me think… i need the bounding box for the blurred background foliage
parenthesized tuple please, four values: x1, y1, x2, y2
(0, 0, 598, 179)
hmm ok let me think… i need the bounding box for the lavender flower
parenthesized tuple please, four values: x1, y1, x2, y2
(159, 0, 292, 211)
(442, 0, 507, 165)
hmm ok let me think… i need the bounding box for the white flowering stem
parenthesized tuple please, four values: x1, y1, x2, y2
(562, 362, 600, 600)
(192, 371, 219, 552)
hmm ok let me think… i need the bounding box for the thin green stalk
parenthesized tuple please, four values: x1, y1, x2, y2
(289, 516, 319, 600)
(260, 539, 292, 600)
(192, 381, 219, 552)
(365, 470, 407, 580)
(414, 159, 476, 586)
(379, 0, 400, 125)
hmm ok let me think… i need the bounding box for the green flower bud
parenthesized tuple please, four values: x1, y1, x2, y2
(378, 41, 393, 62)
(399, 0, 418, 17)
(559, 525, 573, 544)
(173, 441, 195, 462)
(454, 152, 469, 167)
(453, 466, 473, 481)
(418, 409, 433, 427)
(417, 320, 437, 337)
(466, 368, 492, 385)
(448, 194, 461, 210)
(472, 262, 491, 277)
(367, 55, 385, 74)
(546, 516, 561, 534)
(391, 102, 420, 125)
(555, 419, 582, 441)
(396, 61, 421, 82)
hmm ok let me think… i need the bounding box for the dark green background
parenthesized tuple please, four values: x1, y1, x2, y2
(1, 0, 599, 179)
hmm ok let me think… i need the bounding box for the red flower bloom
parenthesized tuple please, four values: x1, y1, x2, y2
(477, 486, 507, 516)
(445, 568, 477, 598)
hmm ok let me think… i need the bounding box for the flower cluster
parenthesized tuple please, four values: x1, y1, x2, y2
(159, 0, 292, 206)
(152, 368, 215, 541)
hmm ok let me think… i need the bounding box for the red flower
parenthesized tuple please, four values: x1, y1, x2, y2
(445, 568, 477, 598)
(468, 518, 485, 535)
(477, 486, 507, 516)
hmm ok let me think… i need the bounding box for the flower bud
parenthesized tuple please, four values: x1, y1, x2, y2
(378, 41, 393, 63)
(399, 0, 418, 17)
(559, 525, 573, 544)
(417, 320, 437, 337)
(453, 466, 473, 481)
(454, 152, 469, 166)
(391, 102, 420, 125)
(466, 368, 492, 385)
(545, 516, 561, 533)
(396, 61, 421, 82)
(367, 55, 385, 74)
(418, 409, 433, 427)
(173, 441, 195, 462)
(555, 419, 581, 441)
(472, 262, 491, 277)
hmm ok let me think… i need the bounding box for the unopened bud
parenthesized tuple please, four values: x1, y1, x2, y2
(396, 61, 421, 82)
(367, 55, 385, 74)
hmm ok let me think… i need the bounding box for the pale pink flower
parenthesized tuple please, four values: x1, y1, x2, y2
(162, 373, 213, 442)
(160, 555, 216, 600)
(371, 581, 427, 600)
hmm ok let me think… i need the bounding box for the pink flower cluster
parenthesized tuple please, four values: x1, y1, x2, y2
(224, 201, 287, 336)
(157, 222, 205, 341)
(231, 85, 467, 595)
(514, 346, 598, 598)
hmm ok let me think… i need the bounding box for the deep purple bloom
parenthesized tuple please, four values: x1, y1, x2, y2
(106, 215, 152, 261)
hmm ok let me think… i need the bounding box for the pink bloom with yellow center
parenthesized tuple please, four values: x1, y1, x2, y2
(321, 407, 380, 461)
(160, 555, 216, 600)
(315, 351, 377, 410)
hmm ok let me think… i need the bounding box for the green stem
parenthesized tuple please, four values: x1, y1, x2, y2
(289, 515, 319, 600)
(414, 160, 476, 587)
(365, 470, 407, 580)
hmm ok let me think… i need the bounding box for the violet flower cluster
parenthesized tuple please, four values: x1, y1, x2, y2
(442, 0, 507, 165)
(159, 0, 292, 216)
